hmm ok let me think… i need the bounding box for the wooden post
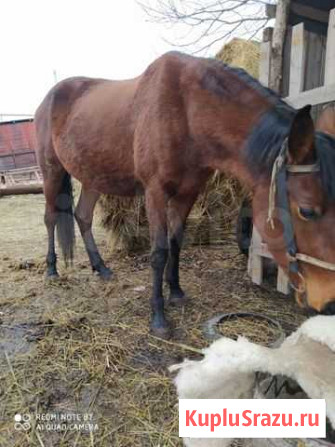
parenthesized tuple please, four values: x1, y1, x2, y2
(270, 0, 291, 93)
(325, 8, 335, 86)
(260, 41, 272, 87)
(260, 27, 273, 88)
(277, 267, 290, 295)
(248, 226, 290, 295)
(289, 23, 306, 96)
(248, 227, 263, 286)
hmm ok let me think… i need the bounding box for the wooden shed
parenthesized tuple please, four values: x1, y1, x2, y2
(260, 0, 335, 113)
(0, 119, 37, 171)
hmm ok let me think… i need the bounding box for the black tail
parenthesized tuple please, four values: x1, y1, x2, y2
(56, 172, 75, 266)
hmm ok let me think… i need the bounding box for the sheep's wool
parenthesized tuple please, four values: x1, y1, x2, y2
(170, 315, 335, 447)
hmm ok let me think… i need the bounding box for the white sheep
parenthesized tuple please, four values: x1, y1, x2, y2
(171, 316, 335, 447)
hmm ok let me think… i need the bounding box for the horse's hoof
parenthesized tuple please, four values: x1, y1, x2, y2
(150, 324, 171, 339)
(45, 273, 60, 282)
(97, 267, 113, 281)
(168, 291, 189, 307)
(150, 317, 172, 339)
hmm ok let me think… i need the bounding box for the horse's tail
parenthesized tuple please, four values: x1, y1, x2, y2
(56, 171, 75, 266)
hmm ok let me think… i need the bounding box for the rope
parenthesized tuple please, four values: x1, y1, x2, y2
(295, 253, 335, 272)
(267, 139, 287, 229)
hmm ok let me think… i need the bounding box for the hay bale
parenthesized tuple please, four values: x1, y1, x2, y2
(99, 174, 244, 253)
(216, 38, 260, 79)
(99, 195, 149, 252)
(184, 174, 244, 246)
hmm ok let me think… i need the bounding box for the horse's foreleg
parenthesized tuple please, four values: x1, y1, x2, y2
(145, 186, 170, 338)
(166, 192, 198, 305)
(74, 188, 112, 280)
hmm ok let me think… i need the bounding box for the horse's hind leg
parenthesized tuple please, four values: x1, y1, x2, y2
(74, 188, 112, 280)
(45, 204, 58, 278)
(44, 169, 66, 278)
(166, 192, 198, 305)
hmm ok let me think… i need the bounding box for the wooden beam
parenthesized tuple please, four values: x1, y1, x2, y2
(286, 82, 335, 108)
(289, 23, 306, 96)
(260, 41, 272, 87)
(270, 0, 291, 93)
(325, 8, 335, 86)
(0, 184, 43, 196)
(290, 2, 329, 24)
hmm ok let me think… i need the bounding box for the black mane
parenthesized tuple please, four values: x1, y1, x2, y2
(246, 111, 335, 200)
(204, 58, 296, 174)
(207, 57, 284, 105)
(316, 131, 335, 200)
(203, 57, 335, 200)
(245, 103, 295, 174)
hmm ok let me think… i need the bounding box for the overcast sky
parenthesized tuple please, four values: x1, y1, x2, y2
(0, 0, 177, 118)
(0, 0, 265, 120)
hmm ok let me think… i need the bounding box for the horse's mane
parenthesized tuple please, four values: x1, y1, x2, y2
(245, 107, 335, 200)
(315, 132, 335, 199)
(206, 57, 283, 105)
(203, 58, 296, 173)
(245, 103, 295, 174)
(246, 110, 335, 200)
(202, 57, 335, 200)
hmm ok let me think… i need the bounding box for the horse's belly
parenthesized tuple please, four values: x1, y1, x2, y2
(82, 171, 144, 196)
(57, 123, 141, 196)
(57, 144, 141, 196)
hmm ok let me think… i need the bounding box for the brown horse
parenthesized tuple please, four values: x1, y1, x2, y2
(35, 52, 335, 337)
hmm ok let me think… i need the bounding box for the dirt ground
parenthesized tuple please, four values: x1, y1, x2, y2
(0, 193, 307, 447)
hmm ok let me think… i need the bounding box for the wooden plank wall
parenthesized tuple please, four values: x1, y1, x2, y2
(304, 32, 326, 91)
(282, 27, 326, 97)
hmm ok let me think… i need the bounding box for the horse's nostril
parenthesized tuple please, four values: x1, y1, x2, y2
(321, 301, 335, 315)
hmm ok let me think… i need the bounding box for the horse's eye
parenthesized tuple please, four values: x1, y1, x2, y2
(297, 207, 320, 221)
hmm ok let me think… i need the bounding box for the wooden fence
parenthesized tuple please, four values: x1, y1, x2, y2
(0, 166, 43, 196)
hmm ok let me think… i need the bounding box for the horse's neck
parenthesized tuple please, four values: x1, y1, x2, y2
(191, 105, 266, 189)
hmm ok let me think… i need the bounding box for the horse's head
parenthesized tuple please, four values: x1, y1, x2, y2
(251, 105, 335, 314)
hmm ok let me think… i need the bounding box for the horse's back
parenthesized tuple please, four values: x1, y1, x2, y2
(35, 52, 205, 195)
(35, 76, 103, 137)
(35, 77, 105, 171)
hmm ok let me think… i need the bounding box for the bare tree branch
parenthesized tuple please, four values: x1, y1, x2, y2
(139, 0, 275, 54)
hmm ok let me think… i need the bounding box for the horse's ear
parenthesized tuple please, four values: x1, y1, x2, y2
(288, 105, 315, 164)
